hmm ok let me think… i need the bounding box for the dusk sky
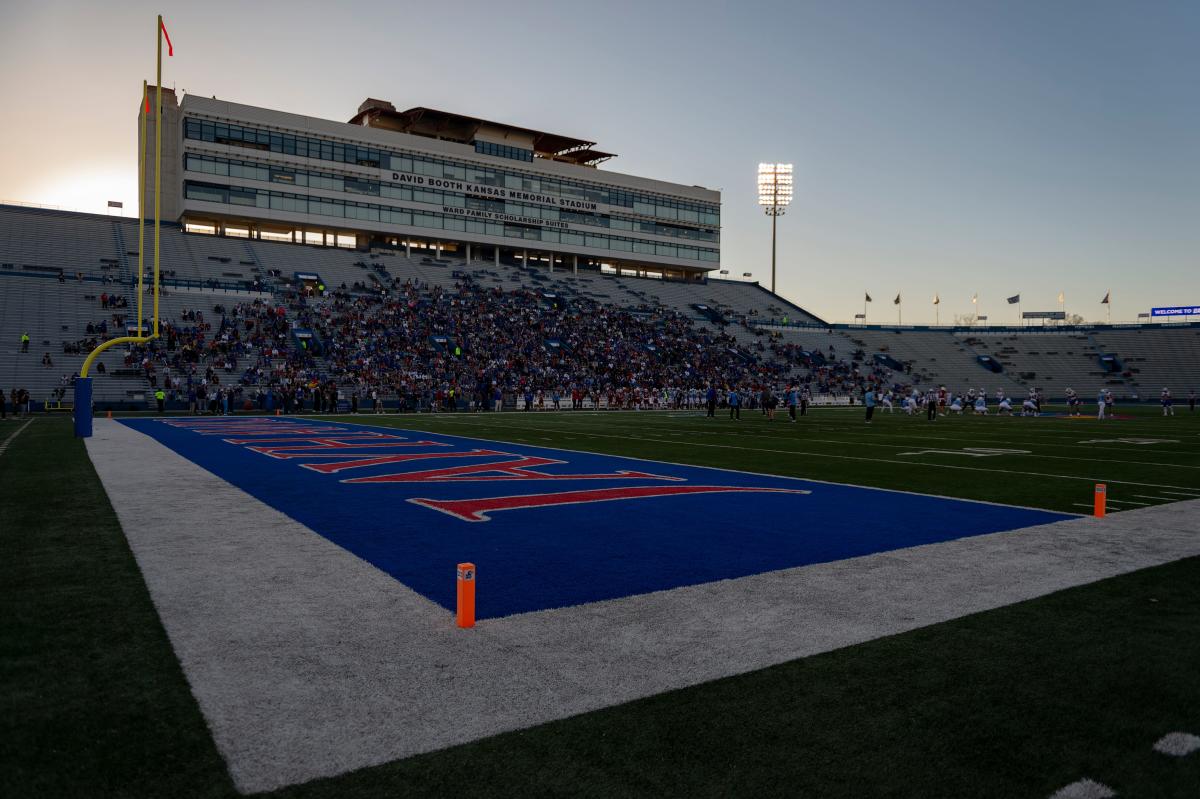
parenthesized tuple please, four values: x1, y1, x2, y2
(1, 0, 1196, 323)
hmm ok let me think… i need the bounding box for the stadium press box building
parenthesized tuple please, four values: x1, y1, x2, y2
(142, 90, 721, 281)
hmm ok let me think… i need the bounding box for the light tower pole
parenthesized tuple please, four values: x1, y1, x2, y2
(757, 163, 793, 294)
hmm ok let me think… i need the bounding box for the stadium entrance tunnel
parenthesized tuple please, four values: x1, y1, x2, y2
(692, 303, 727, 325)
(800, 350, 827, 367)
(976, 354, 1004, 373)
(294, 271, 326, 296)
(873, 353, 905, 371)
(291, 328, 322, 355)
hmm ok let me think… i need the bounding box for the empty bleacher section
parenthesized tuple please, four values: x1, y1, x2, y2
(1092, 327, 1200, 399)
(835, 328, 1022, 391)
(2, 204, 1199, 409)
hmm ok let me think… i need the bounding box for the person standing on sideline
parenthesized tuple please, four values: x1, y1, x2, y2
(728, 386, 741, 420)
(786, 384, 798, 423)
(155, 388, 166, 415)
(493, 385, 503, 413)
(864, 387, 876, 424)
(926, 388, 938, 421)
(1161, 388, 1174, 416)
(1189, 390, 1196, 413)
(0, 387, 6, 420)
(1096, 388, 1107, 420)
(705, 384, 717, 418)
(21, 332, 30, 352)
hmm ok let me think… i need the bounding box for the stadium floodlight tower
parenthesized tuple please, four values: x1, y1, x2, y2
(757, 163, 793, 294)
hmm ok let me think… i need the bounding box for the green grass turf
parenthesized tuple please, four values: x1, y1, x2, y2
(3, 412, 1199, 797)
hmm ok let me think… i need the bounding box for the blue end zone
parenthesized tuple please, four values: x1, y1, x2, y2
(121, 417, 1070, 619)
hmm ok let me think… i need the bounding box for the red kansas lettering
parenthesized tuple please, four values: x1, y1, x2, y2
(342, 454, 682, 484)
(409, 486, 811, 522)
(301, 449, 510, 475)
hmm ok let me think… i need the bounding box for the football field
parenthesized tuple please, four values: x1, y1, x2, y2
(3, 405, 1199, 798)
(329, 403, 1200, 514)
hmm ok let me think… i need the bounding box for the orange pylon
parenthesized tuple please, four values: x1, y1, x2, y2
(456, 563, 476, 628)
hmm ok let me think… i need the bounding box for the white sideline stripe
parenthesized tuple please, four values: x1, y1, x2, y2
(1049, 778, 1116, 798)
(426, 416, 1200, 495)
(88, 419, 1200, 793)
(1152, 732, 1200, 757)
(0, 418, 34, 456)
(1158, 489, 1200, 497)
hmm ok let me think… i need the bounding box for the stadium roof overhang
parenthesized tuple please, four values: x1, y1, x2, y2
(348, 102, 617, 166)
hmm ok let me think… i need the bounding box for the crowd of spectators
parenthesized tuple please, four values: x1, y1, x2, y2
(95, 274, 908, 411)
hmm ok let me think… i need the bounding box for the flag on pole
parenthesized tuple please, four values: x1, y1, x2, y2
(933, 294, 940, 305)
(865, 292, 872, 303)
(1007, 294, 1020, 304)
(160, 18, 174, 56)
(971, 294, 978, 305)
(893, 293, 901, 305)
(1101, 291, 1110, 304)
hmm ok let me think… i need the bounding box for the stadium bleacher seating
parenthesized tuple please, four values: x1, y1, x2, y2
(1, 203, 1198, 410)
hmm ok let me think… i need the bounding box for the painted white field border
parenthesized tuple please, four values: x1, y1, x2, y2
(0, 418, 34, 456)
(88, 418, 1200, 794)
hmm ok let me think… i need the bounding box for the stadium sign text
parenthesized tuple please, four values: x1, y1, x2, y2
(384, 170, 601, 212)
(1151, 306, 1200, 317)
(440, 206, 569, 230)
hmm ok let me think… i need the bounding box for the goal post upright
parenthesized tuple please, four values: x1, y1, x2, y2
(76, 18, 169, 437)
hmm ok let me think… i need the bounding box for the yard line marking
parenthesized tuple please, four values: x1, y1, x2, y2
(1134, 495, 1178, 501)
(409, 416, 1200, 495)
(0, 418, 34, 457)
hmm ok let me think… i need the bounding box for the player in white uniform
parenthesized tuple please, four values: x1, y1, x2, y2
(1162, 388, 1174, 416)
(1065, 388, 1080, 417)
(882, 390, 894, 413)
(997, 393, 1013, 415)
(949, 394, 964, 414)
(1096, 389, 1107, 420)
(974, 394, 987, 414)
